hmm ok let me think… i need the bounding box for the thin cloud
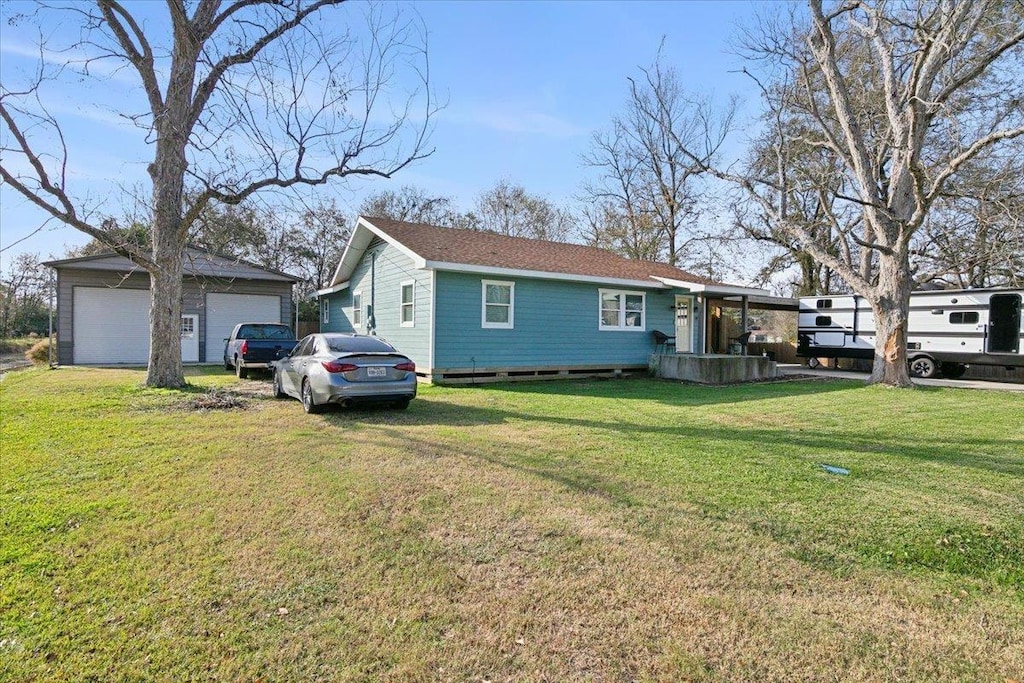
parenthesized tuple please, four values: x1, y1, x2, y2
(445, 104, 586, 138)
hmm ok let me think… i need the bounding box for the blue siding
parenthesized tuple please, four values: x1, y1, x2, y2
(321, 291, 354, 333)
(321, 240, 431, 369)
(433, 271, 678, 369)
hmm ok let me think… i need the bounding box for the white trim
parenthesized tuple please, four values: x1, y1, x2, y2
(352, 290, 363, 329)
(400, 279, 415, 327)
(431, 260, 663, 290)
(651, 276, 768, 297)
(316, 281, 349, 296)
(428, 270, 436, 372)
(598, 289, 647, 332)
(481, 279, 515, 329)
(328, 217, 428, 286)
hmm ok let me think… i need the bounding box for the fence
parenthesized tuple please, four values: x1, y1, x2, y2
(746, 342, 799, 364)
(296, 321, 320, 338)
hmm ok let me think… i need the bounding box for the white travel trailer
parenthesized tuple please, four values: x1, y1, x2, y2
(797, 288, 1023, 378)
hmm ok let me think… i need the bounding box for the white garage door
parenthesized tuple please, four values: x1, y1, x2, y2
(205, 293, 282, 362)
(73, 287, 150, 364)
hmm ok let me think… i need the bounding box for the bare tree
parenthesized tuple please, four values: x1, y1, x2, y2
(672, 1, 1024, 386)
(580, 48, 735, 267)
(463, 179, 576, 242)
(359, 184, 458, 225)
(0, 252, 50, 337)
(289, 198, 349, 298)
(1, 1, 435, 387)
(913, 157, 1024, 288)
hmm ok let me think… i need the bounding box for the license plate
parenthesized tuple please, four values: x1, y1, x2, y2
(366, 366, 386, 378)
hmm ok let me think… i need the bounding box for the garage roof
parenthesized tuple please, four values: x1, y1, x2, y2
(45, 247, 298, 282)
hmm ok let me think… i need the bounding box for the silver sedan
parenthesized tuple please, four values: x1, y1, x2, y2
(271, 333, 417, 413)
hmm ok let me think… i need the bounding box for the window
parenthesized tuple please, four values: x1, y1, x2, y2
(321, 299, 330, 325)
(352, 292, 362, 327)
(815, 316, 832, 326)
(482, 280, 514, 329)
(816, 299, 833, 309)
(400, 281, 415, 327)
(949, 311, 979, 324)
(599, 289, 645, 331)
(180, 316, 195, 335)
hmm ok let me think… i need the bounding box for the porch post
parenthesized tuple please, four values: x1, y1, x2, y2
(740, 295, 749, 356)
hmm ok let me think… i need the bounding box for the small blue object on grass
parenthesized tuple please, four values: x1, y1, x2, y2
(819, 464, 850, 476)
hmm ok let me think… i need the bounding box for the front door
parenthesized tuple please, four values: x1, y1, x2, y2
(181, 314, 199, 362)
(987, 294, 1021, 354)
(675, 296, 693, 353)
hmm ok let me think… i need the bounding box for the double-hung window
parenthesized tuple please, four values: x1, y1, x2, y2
(400, 281, 415, 327)
(352, 292, 362, 328)
(321, 299, 330, 325)
(599, 289, 645, 331)
(482, 280, 514, 329)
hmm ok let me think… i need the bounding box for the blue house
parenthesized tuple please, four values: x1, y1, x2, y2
(317, 216, 770, 383)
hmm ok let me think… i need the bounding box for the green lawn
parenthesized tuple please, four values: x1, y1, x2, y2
(2, 367, 1022, 682)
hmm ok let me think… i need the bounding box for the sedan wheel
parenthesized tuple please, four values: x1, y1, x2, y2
(301, 379, 323, 414)
(273, 370, 287, 399)
(908, 356, 938, 379)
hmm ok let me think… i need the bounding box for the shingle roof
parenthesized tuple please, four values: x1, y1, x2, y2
(44, 246, 298, 282)
(364, 216, 725, 286)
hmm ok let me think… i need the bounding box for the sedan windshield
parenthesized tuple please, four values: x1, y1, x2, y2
(325, 336, 397, 353)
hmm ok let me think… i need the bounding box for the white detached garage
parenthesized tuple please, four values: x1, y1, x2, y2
(47, 248, 297, 366)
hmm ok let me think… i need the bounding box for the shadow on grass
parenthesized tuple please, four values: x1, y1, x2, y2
(318, 380, 1023, 478)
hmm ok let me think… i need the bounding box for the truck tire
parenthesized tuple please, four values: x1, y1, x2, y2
(908, 355, 938, 379)
(224, 359, 233, 371)
(940, 362, 967, 379)
(235, 358, 249, 379)
(807, 357, 821, 369)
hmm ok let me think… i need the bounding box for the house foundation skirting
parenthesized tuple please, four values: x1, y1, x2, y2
(428, 363, 648, 385)
(649, 353, 778, 384)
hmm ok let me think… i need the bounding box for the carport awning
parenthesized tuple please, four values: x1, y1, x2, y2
(650, 276, 769, 298)
(721, 294, 800, 311)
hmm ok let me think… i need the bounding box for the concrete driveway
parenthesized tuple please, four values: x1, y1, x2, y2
(776, 364, 1024, 392)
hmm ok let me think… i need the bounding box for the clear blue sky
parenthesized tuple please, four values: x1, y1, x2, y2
(0, 0, 765, 267)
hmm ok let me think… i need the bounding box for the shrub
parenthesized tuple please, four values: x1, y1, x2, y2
(25, 338, 52, 365)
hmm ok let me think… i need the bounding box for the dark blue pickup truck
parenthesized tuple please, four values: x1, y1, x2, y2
(224, 323, 297, 379)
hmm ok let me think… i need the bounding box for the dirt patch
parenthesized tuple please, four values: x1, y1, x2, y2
(181, 387, 255, 411)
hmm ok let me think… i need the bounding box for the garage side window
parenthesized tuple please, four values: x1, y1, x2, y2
(482, 280, 514, 329)
(352, 292, 362, 327)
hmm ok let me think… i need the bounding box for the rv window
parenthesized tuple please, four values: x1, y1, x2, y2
(815, 316, 832, 326)
(816, 299, 833, 309)
(949, 311, 979, 324)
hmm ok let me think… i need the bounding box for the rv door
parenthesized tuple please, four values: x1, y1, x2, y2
(987, 293, 1021, 354)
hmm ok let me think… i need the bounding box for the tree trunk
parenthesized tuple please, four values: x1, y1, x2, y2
(867, 250, 914, 387)
(145, 128, 189, 388)
(146, 240, 185, 388)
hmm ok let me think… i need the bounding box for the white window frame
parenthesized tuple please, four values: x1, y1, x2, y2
(599, 289, 646, 331)
(352, 291, 362, 328)
(481, 280, 515, 329)
(321, 298, 330, 325)
(400, 280, 415, 327)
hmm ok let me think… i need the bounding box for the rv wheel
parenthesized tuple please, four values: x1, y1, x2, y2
(940, 362, 967, 379)
(807, 357, 821, 369)
(908, 356, 938, 379)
